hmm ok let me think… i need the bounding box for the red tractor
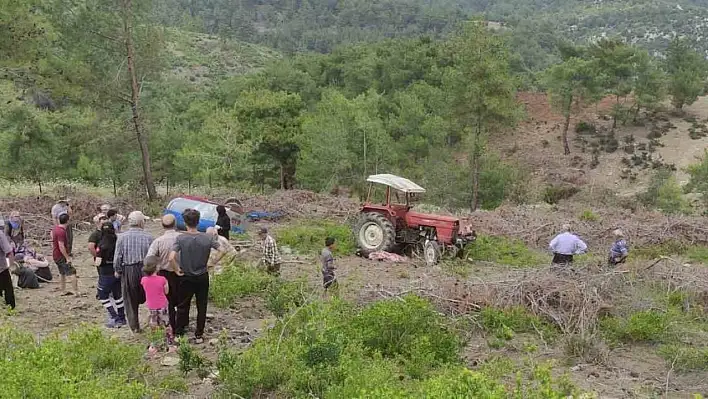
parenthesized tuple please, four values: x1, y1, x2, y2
(355, 174, 476, 265)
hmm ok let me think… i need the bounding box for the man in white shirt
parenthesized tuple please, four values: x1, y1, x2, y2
(549, 224, 588, 265)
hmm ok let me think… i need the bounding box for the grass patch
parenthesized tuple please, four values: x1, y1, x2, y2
(686, 246, 708, 264)
(579, 209, 599, 222)
(599, 310, 670, 344)
(632, 241, 689, 259)
(216, 295, 580, 398)
(0, 326, 165, 398)
(209, 262, 276, 307)
(658, 344, 708, 372)
(478, 306, 557, 344)
(466, 235, 546, 267)
(275, 219, 355, 256)
(210, 261, 311, 317)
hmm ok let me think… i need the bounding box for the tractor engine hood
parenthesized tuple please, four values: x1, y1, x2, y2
(405, 211, 460, 226)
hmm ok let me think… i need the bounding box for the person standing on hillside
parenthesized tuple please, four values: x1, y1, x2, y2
(0, 230, 17, 309)
(113, 211, 153, 333)
(259, 227, 281, 276)
(215, 205, 231, 240)
(146, 214, 181, 332)
(549, 224, 588, 266)
(51, 199, 71, 225)
(92, 221, 125, 327)
(205, 227, 234, 274)
(52, 213, 78, 295)
(169, 209, 224, 344)
(321, 237, 338, 294)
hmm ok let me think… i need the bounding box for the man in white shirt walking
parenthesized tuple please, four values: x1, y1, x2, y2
(549, 224, 588, 265)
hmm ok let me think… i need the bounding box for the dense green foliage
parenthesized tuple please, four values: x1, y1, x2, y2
(2, 1, 706, 210)
(466, 234, 546, 266)
(216, 295, 580, 398)
(0, 326, 157, 398)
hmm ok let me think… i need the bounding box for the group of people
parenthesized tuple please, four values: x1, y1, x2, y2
(89, 208, 235, 348)
(549, 224, 629, 266)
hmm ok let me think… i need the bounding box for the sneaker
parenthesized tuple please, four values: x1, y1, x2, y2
(194, 337, 204, 344)
(116, 318, 127, 327)
(105, 318, 120, 329)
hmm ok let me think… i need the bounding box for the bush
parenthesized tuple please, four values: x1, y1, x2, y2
(466, 235, 546, 267)
(685, 150, 708, 206)
(543, 184, 580, 204)
(276, 220, 355, 255)
(639, 167, 689, 214)
(209, 262, 276, 307)
(265, 279, 309, 317)
(479, 306, 557, 342)
(216, 296, 583, 398)
(0, 326, 157, 398)
(599, 310, 669, 343)
(658, 344, 708, 371)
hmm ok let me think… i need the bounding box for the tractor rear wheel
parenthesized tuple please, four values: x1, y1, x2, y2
(424, 241, 441, 266)
(355, 212, 396, 256)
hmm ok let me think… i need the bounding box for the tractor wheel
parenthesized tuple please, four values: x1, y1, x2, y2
(355, 212, 396, 256)
(424, 241, 441, 266)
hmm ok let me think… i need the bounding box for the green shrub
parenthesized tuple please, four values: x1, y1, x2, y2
(639, 167, 690, 214)
(579, 209, 599, 222)
(210, 262, 276, 307)
(658, 344, 708, 371)
(276, 219, 355, 255)
(479, 307, 556, 341)
(216, 295, 585, 398)
(543, 184, 579, 204)
(466, 235, 546, 267)
(265, 279, 309, 317)
(352, 295, 462, 366)
(158, 373, 189, 393)
(0, 326, 156, 398)
(178, 338, 212, 378)
(599, 310, 669, 343)
(685, 150, 708, 207)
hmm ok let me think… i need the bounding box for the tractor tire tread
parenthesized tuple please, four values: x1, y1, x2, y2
(355, 212, 396, 256)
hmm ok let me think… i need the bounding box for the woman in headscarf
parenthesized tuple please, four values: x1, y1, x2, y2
(4, 211, 25, 248)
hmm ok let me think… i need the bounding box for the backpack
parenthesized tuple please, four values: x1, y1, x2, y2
(97, 222, 117, 264)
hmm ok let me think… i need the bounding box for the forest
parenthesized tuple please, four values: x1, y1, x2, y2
(1, 0, 708, 210)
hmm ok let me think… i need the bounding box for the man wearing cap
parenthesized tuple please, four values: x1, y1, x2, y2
(51, 199, 71, 225)
(146, 214, 182, 331)
(258, 227, 281, 276)
(113, 211, 153, 333)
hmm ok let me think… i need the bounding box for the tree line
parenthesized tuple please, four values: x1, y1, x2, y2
(1, 1, 707, 210)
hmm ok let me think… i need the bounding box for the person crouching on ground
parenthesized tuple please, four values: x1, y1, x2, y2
(52, 213, 78, 295)
(93, 221, 126, 328)
(321, 237, 338, 295)
(549, 224, 588, 266)
(113, 211, 153, 333)
(141, 255, 175, 353)
(169, 208, 224, 344)
(608, 229, 629, 266)
(259, 227, 281, 276)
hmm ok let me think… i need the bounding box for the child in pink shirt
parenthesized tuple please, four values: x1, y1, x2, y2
(142, 256, 174, 351)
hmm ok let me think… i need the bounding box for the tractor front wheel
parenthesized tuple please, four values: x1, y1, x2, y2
(424, 241, 441, 266)
(355, 212, 396, 256)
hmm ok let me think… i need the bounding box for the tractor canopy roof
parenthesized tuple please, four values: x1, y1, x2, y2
(366, 174, 426, 194)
